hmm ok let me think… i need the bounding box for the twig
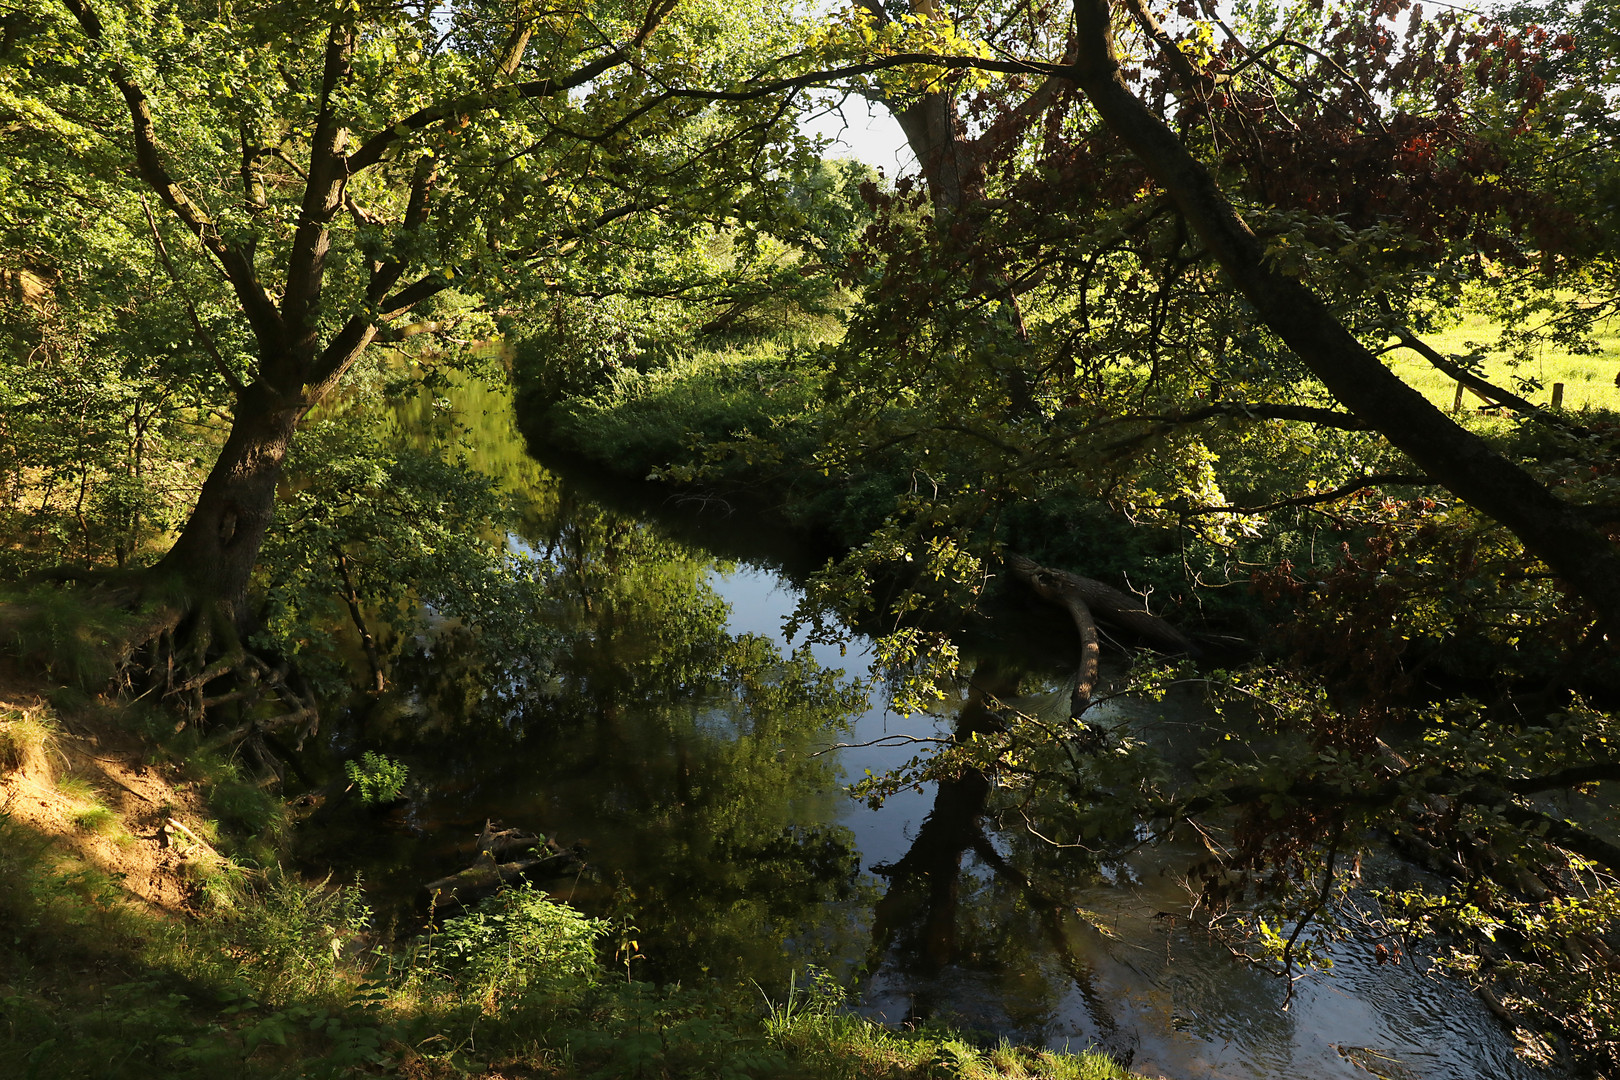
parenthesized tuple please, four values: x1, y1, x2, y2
(166, 816, 219, 857)
(807, 734, 950, 757)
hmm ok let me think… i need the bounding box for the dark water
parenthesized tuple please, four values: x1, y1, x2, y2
(316, 377, 1555, 1080)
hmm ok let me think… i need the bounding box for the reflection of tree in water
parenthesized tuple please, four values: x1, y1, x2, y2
(864, 660, 1136, 1063)
(372, 487, 875, 987)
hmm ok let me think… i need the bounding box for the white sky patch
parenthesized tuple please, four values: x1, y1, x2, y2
(798, 90, 916, 175)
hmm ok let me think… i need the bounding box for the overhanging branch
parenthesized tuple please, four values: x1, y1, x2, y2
(1182, 472, 1433, 517)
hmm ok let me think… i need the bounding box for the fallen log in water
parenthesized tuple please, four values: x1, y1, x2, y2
(424, 819, 582, 910)
(1005, 552, 1198, 717)
(477, 819, 561, 861)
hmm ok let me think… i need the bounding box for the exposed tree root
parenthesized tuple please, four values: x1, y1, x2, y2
(3, 567, 320, 766)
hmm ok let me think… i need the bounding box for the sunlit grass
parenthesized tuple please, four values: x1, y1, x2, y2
(759, 972, 1132, 1080)
(0, 704, 53, 773)
(1385, 306, 1620, 415)
(55, 774, 97, 802)
(71, 804, 117, 834)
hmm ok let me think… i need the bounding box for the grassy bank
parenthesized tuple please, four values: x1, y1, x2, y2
(0, 681, 1140, 1080)
(516, 345, 1198, 594)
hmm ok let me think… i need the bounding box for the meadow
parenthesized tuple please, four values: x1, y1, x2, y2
(1386, 303, 1620, 414)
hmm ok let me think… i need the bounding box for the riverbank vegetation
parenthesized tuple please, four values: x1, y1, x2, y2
(0, 688, 1132, 1080)
(518, 0, 1620, 1074)
(4, 0, 1620, 1075)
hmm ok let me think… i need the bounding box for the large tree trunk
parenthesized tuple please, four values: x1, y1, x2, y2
(155, 380, 303, 619)
(855, 0, 984, 215)
(1067, 0, 1620, 628)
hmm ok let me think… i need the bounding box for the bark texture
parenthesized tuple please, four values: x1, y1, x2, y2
(155, 382, 303, 613)
(1066, 0, 1620, 627)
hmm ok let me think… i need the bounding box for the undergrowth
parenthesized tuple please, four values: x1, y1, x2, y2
(0, 582, 147, 688)
(0, 741, 1139, 1080)
(531, 343, 824, 475)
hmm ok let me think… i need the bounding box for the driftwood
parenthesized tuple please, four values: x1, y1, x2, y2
(1006, 553, 1197, 716)
(476, 820, 559, 861)
(423, 820, 579, 910)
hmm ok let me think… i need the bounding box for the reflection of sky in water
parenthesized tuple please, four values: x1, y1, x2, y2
(706, 565, 1559, 1080)
(710, 565, 944, 868)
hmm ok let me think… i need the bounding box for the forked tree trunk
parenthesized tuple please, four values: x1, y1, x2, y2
(155, 380, 304, 619)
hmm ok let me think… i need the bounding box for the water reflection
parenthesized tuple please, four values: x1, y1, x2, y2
(859, 660, 1130, 1058)
(316, 373, 1559, 1080)
(323, 489, 873, 989)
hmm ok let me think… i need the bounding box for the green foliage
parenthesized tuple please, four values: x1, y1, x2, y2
(545, 343, 823, 474)
(3, 0, 1615, 1072)
(0, 171, 215, 577)
(343, 751, 409, 806)
(254, 369, 563, 700)
(503, 2, 1620, 1064)
(1, 775, 1142, 1080)
(366, 461, 877, 984)
(206, 775, 281, 837)
(434, 884, 608, 999)
(216, 871, 372, 1005)
(1382, 877, 1620, 1070)
(54, 774, 97, 802)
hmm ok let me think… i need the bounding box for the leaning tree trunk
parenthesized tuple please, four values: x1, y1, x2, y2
(155, 380, 304, 622)
(1066, 0, 1620, 629)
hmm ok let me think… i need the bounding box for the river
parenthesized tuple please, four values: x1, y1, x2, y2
(313, 376, 1555, 1080)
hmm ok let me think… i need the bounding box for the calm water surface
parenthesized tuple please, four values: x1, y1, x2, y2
(326, 382, 1555, 1080)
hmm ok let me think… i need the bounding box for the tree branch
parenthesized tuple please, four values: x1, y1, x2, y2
(281, 20, 356, 358)
(60, 0, 283, 352)
(1101, 401, 1374, 457)
(345, 19, 664, 174)
(1145, 402, 1374, 430)
(1181, 472, 1433, 517)
(139, 195, 246, 394)
(1066, 0, 1620, 627)
(1121, 0, 1210, 95)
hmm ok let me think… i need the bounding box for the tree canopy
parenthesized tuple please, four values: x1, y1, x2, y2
(1, 0, 818, 609)
(6, 0, 1620, 1072)
(519, 0, 1620, 1068)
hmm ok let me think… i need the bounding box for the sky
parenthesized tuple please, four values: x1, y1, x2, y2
(798, 91, 915, 174)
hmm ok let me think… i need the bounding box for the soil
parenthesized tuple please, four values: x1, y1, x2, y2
(0, 667, 217, 914)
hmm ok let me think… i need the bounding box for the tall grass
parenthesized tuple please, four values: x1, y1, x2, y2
(759, 969, 1131, 1080)
(0, 702, 53, 773)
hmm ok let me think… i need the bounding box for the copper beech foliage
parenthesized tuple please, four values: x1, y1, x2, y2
(790, 1, 1620, 1069)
